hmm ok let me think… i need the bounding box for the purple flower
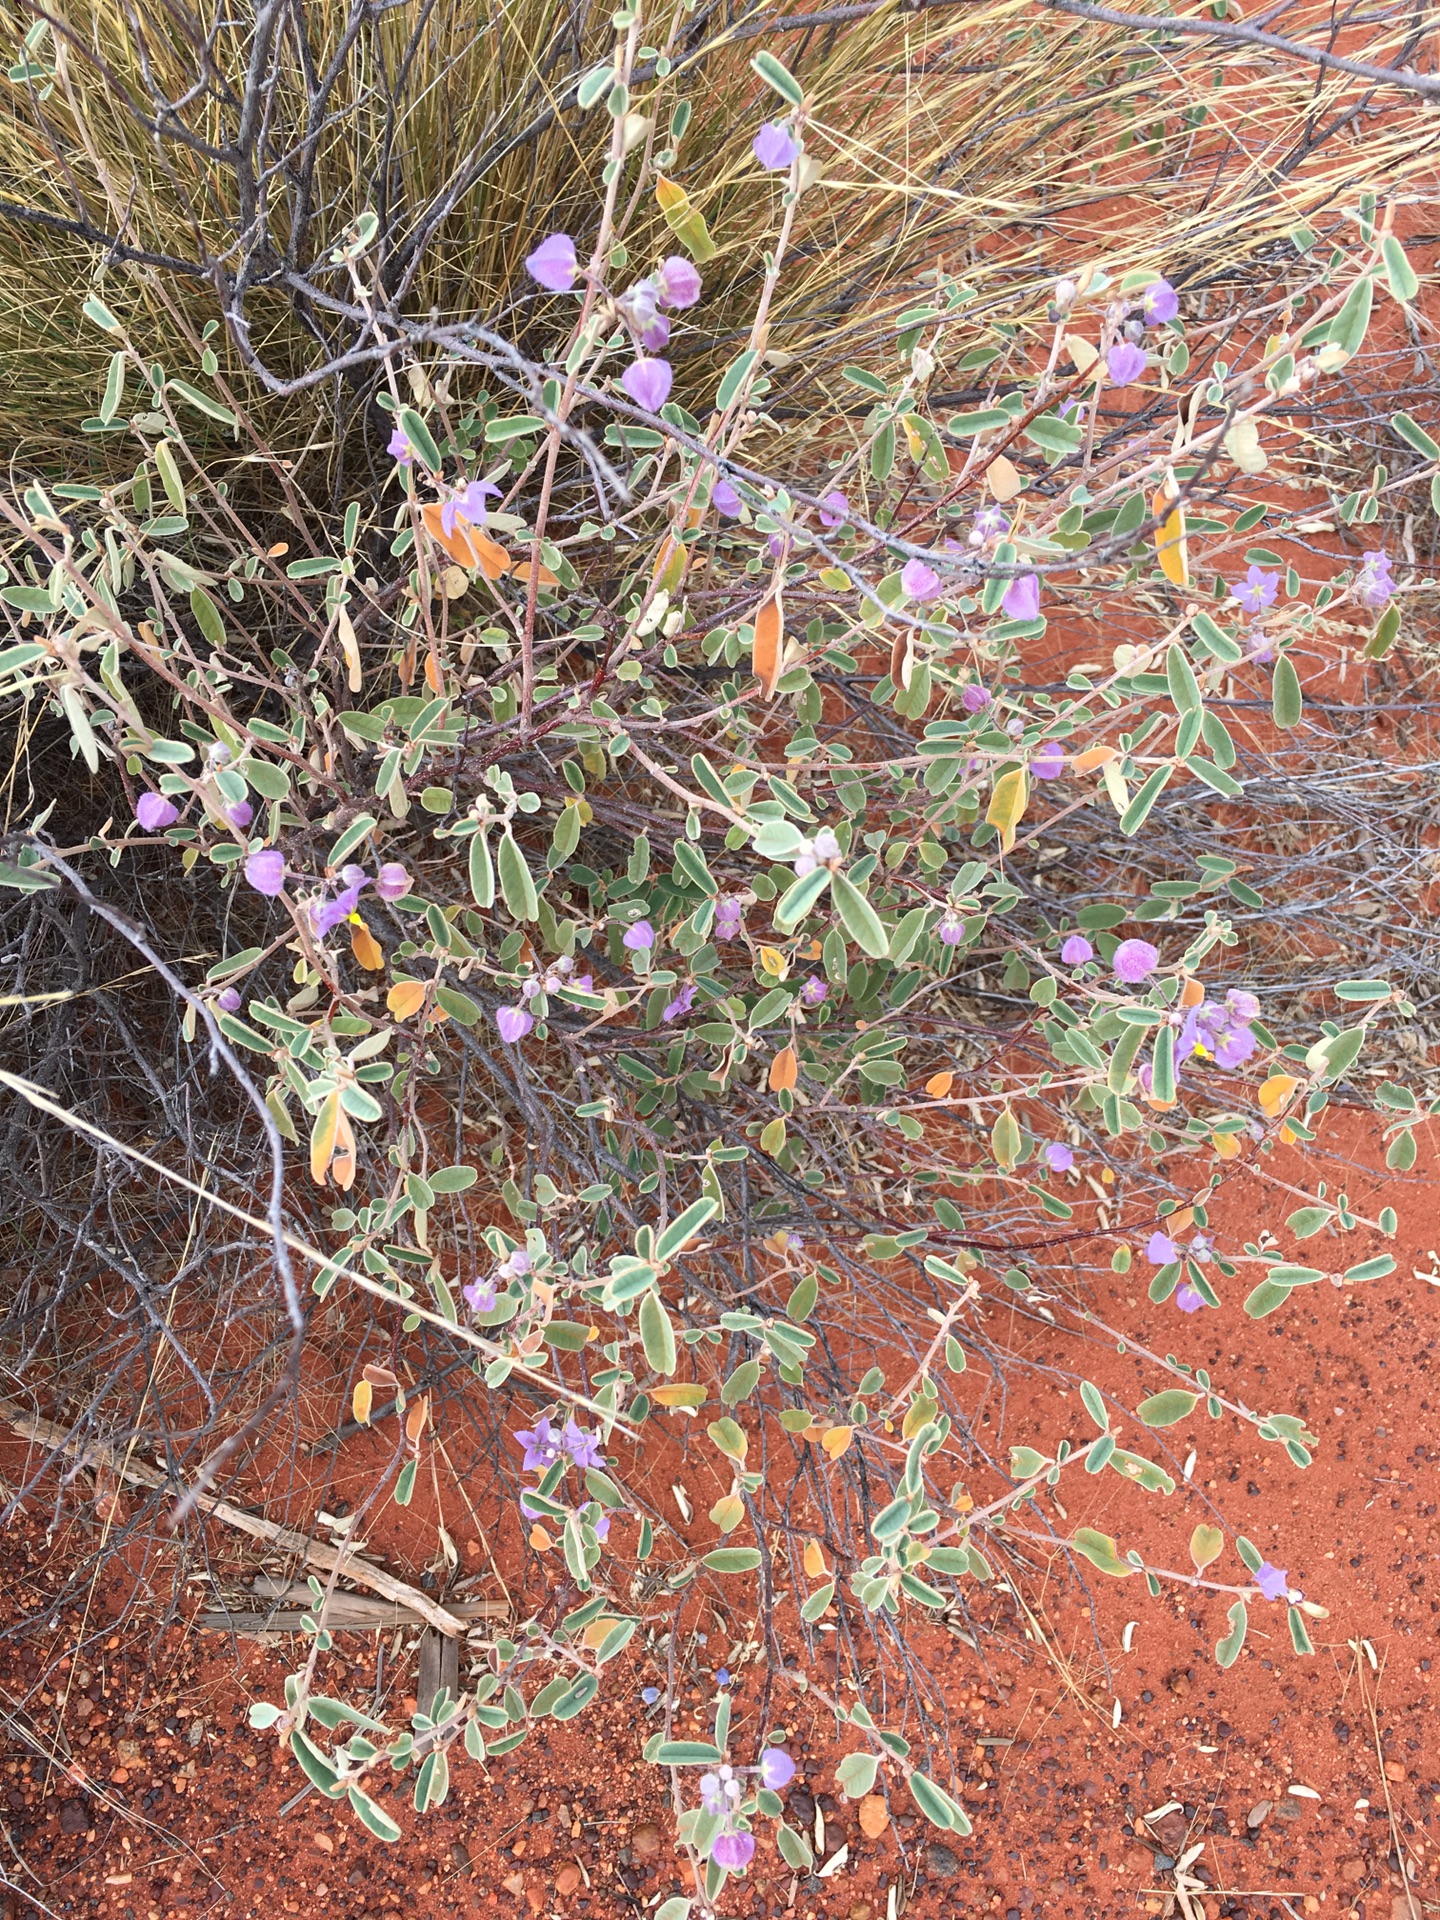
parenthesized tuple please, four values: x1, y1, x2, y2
(496, 1005, 535, 1044)
(712, 478, 741, 518)
(244, 848, 286, 896)
(387, 425, 414, 466)
(441, 478, 502, 539)
(515, 1417, 563, 1472)
(938, 909, 965, 946)
(818, 490, 849, 529)
(655, 255, 702, 308)
(1226, 989, 1260, 1022)
(1106, 341, 1147, 386)
(224, 800, 253, 829)
(1213, 1024, 1257, 1069)
(1175, 1283, 1205, 1313)
(525, 232, 578, 293)
(1230, 564, 1278, 614)
(799, 975, 828, 1007)
(375, 861, 410, 902)
(621, 357, 673, 412)
(1254, 1561, 1289, 1602)
(215, 987, 242, 1014)
(622, 919, 655, 952)
(641, 1687, 660, 1705)
(663, 981, 698, 1022)
(562, 1419, 604, 1471)
(462, 1276, 497, 1313)
(1043, 1142, 1074, 1172)
(1355, 549, 1394, 609)
(753, 122, 797, 171)
(135, 792, 179, 832)
(310, 880, 363, 937)
(973, 504, 1009, 540)
(901, 558, 942, 602)
(1146, 1230, 1179, 1266)
(1001, 573, 1040, 622)
(621, 280, 670, 350)
(714, 895, 745, 939)
(1031, 740, 1065, 780)
(715, 1667, 731, 1689)
(1113, 938, 1159, 985)
(712, 1831, 755, 1873)
(759, 1748, 795, 1791)
(1061, 934, 1093, 965)
(1142, 279, 1179, 325)
(961, 683, 991, 713)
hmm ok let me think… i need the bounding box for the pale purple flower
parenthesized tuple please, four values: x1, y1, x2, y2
(1001, 573, 1040, 621)
(663, 981, 698, 1022)
(901, 558, 942, 602)
(311, 880, 364, 937)
(1146, 1230, 1179, 1266)
(135, 792, 178, 832)
(1060, 934, 1093, 965)
(1142, 279, 1179, 325)
(1189, 1232, 1212, 1262)
(712, 478, 741, 518)
(655, 256, 702, 308)
(1213, 1024, 1257, 1069)
(593, 1512, 610, 1541)
(1226, 989, 1260, 1022)
(621, 357, 673, 412)
(1355, 549, 1394, 609)
(1031, 740, 1065, 780)
(1254, 1561, 1289, 1602)
(1043, 1142, 1074, 1172)
(215, 987, 242, 1014)
(463, 1276, 498, 1313)
(714, 895, 745, 939)
(938, 909, 965, 946)
(1113, 938, 1160, 984)
(973, 504, 1009, 540)
(712, 1831, 755, 1873)
(1230, 564, 1278, 614)
(224, 800, 254, 829)
(562, 1419, 604, 1470)
(961, 683, 991, 713)
(496, 1005, 535, 1044)
(244, 848, 285, 896)
(526, 232, 578, 293)
(641, 1687, 660, 1705)
(622, 919, 655, 952)
(441, 478, 502, 539)
(1175, 1283, 1204, 1313)
(818, 490, 849, 529)
(759, 1748, 795, 1791)
(375, 861, 410, 901)
(386, 425, 414, 466)
(715, 1667, 731, 1690)
(1106, 341, 1147, 386)
(621, 280, 670, 351)
(766, 533, 786, 561)
(503, 1249, 532, 1278)
(753, 122, 797, 171)
(515, 1416, 563, 1472)
(699, 1773, 726, 1816)
(799, 975, 828, 1007)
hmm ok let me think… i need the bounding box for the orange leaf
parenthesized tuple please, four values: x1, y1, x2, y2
(1278, 1120, 1299, 1146)
(889, 626, 914, 693)
(652, 533, 688, 595)
(404, 1396, 428, 1445)
(821, 1425, 853, 1461)
(330, 1104, 357, 1191)
(651, 1383, 708, 1408)
(1151, 485, 1189, 588)
(512, 557, 559, 588)
(528, 1524, 553, 1551)
(580, 1617, 622, 1650)
(1179, 976, 1204, 1008)
(310, 1090, 342, 1187)
(803, 1538, 828, 1579)
(1212, 1130, 1241, 1160)
(859, 1794, 890, 1840)
(387, 980, 427, 1020)
(769, 1044, 798, 1093)
(752, 590, 784, 698)
(363, 1362, 399, 1390)
(351, 1379, 373, 1427)
(420, 502, 511, 577)
(351, 920, 384, 970)
(1168, 1207, 1194, 1236)
(1072, 743, 1116, 773)
(925, 1070, 954, 1099)
(1258, 1073, 1300, 1118)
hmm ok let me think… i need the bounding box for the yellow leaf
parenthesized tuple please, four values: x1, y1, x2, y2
(902, 416, 927, 463)
(821, 1425, 853, 1461)
(758, 945, 788, 978)
(985, 765, 1029, 853)
(925, 1071, 954, 1099)
(580, 1617, 623, 1650)
(752, 590, 784, 698)
(709, 1492, 745, 1533)
(387, 979, 427, 1020)
(1212, 1130, 1241, 1160)
(420, 502, 511, 576)
(1066, 334, 1099, 374)
(1258, 1073, 1300, 1118)
(652, 1383, 708, 1408)
(351, 1379, 373, 1427)
(651, 532, 688, 595)
(310, 1090, 342, 1186)
(1100, 759, 1130, 816)
(803, 1539, 828, 1579)
(1278, 1120, 1299, 1145)
(350, 920, 384, 970)
(1151, 485, 1189, 588)
(953, 1491, 974, 1513)
(1190, 1523, 1224, 1572)
(985, 452, 1023, 501)
(768, 1044, 798, 1093)
(337, 604, 362, 693)
(653, 175, 717, 262)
